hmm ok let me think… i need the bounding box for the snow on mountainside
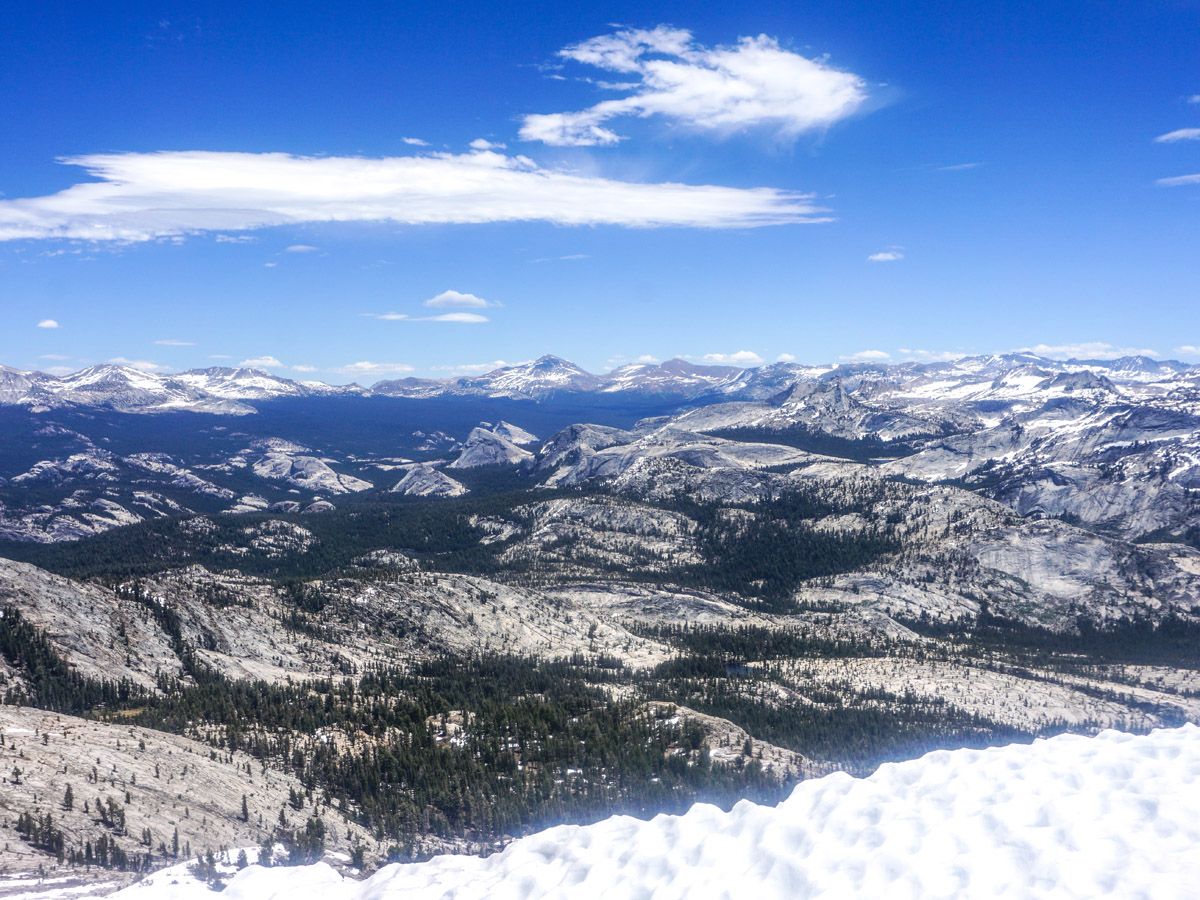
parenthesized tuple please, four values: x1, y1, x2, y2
(2, 350, 1198, 541)
(111, 725, 1200, 900)
(172, 367, 362, 400)
(601, 358, 740, 396)
(2, 352, 1197, 411)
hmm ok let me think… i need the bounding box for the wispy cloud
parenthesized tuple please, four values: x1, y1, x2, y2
(896, 348, 966, 363)
(696, 350, 763, 366)
(521, 26, 867, 147)
(215, 233, 256, 244)
(532, 253, 590, 263)
(291, 364, 318, 373)
(39, 354, 70, 361)
(840, 349, 891, 362)
(400, 137, 429, 146)
(867, 249, 904, 263)
(430, 359, 527, 376)
(109, 357, 164, 372)
(1154, 128, 1200, 143)
(337, 361, 416, 377)
(284, 243, 320, 253)
(0, 148, 827, 242)
(423, 289, 498, 309)
(154, 338, 195, 347)
(1175, 345, 1200, 357)
(423, 312, 488, 324)
(366, 309, 490, 323)
(1017, 342, 1157, 360)
(1157, 173, 1200, 187)
(776, 352, 798, 363)
(37, 319, 60, 329)
(238, 355, 285, 368)
(935, 162, 982, 172)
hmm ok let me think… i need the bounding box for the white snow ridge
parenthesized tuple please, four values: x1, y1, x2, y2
(117, 725, 1199, 900)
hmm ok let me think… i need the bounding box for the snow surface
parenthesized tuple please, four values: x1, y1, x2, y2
(114, 725, 1199, 899)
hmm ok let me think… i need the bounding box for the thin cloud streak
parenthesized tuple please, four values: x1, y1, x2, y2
(0, 148, 829, 243)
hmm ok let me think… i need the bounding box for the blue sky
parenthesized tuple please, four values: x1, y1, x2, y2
(2, 1, 1198, 382)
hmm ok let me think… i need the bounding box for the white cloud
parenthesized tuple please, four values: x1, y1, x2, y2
(896, 348, 966, 363)
(469, 138, 506, 151)
(215, 233, 256, 243)
(1017, 342, 1158, 360)
(936, 162, 981, 172)
(291, 364, 318, 373)
(840, 349, 891, 362)
(1157, 173, 1200, 187)
(634, 354, 660, 364)
(867, 250, 903, 262)
(520, 26, 867, 147)
(1189, 95, 1200, 105)
(698, 350, 764, 366)
(430, 359, 525, 376)
(401, 137, 429, 146)
(367, 308, 489, 323)
(43, 366, 74, 376)
(776, 352, 797, 363)
(423, 289, 497, 309)
(263, 261, 278, 268)
(532, 252, 591, 263)
(285, 243, 320, 253)
(0, 149, 826, 242)
(337, 361, 416, 376)
(39, 354, 69, 361)
(208, 354, 232, 360)
(109, 357, 164, 372)
(238, 355, 285, 369)
(1154, 128, 1200, 143)
(154, 338, 195, 347)
(422, 312, 488, 324)
(37, 319, 60, 329)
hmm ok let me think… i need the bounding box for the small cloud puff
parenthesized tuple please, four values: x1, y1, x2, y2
(699, 350, 763, 366)
(423, 290, 499, 309)
(338, 361, 416, 376)
(840, 349, 891, 362)
(37, 319, 60, 329)
(109, 357, 164, 372)
(867, 250, 904, 263)
(239, 355, 285, 369)
(423, 312, 488, 324)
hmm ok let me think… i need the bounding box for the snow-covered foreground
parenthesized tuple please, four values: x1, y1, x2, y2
(119, 725, 1199, 900)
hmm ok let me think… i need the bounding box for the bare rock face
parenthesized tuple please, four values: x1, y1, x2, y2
(448, 428, 534, 469)
(487, 421, 539, 446)
(0, 706, 371, 890)
(390, 463, 469, 498)
(251, 452, 372, 495)
(0, 558, 182, 688)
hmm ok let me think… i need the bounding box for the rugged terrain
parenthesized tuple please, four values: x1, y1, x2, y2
(0, 350, 1197, 892)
